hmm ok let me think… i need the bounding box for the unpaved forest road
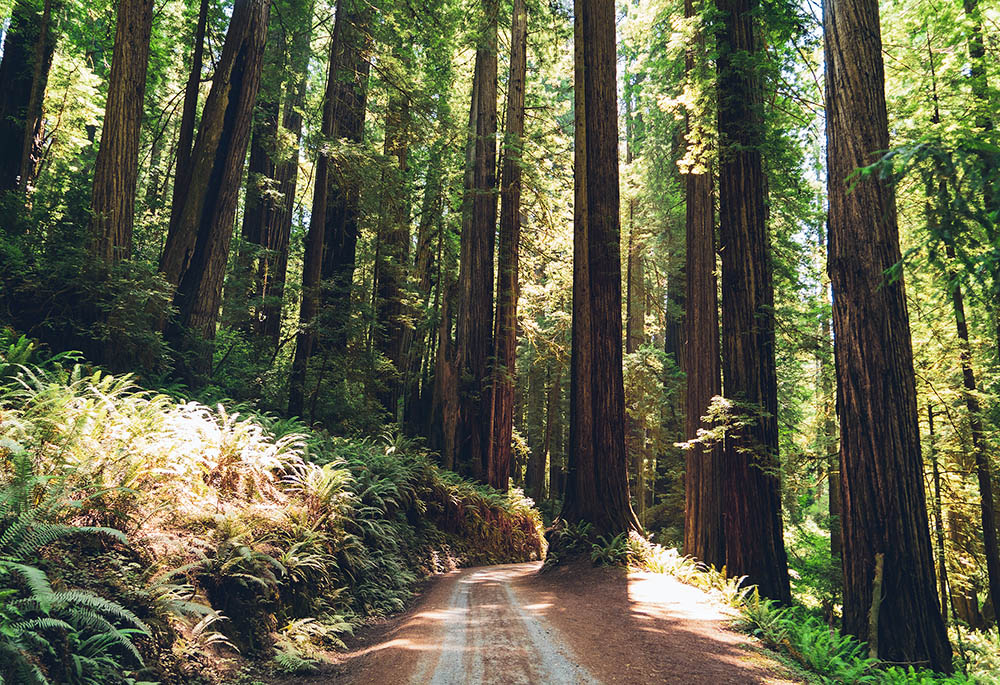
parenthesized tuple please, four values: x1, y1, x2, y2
(299, 562, 802, 685)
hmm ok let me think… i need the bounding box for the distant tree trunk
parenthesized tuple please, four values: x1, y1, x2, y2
(821, 308, 841, 579)
(961, 0, 1000, 394)
(824, 0, 951, 668)
(88, 0, 154, 265)
(168, 0, 210, 239)
(716, 0, 789, 602)
(526, 349, 546, 501)
(320, 2, 372, 352)
(404, 142, 446, 435)
(942, 240, 1000, 627)
(431, 280, 459, 468)
(625, 213, 645, 519)
(682, 0, 723, 569)
(374, 91, 411, 417)
(487, 0, 527, 491)
(562, 0, 638, 535)
(541, 359, 562, 503)
(455, 0, 499, 481)
(288, 4, 344, 417)
(161, 0, 271, 381)
(927, 405, 949, 625)
(0, 0, 60, 194)
(255, 58, 310, 344)
(549, 356, 566, 501)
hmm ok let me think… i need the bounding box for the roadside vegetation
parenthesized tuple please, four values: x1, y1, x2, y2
(571, 526, 1000, 684)
(0, 333, 543, 684)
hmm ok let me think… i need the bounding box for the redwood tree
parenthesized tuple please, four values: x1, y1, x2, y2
(681, 0, 724, 570)
(487, 0, 527, 491)
(562, 0, 638, 535)
(160, 0, 270, 379)
(716, 0, 790, 602)
(824, 0, 951, 668)
(89, 0, 155, 264)
(454, 0, 499, 480)
(0, 0, 61, 194)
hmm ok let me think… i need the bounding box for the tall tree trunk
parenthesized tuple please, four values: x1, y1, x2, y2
(526, 348, 546, 501)
(960, 0, 1000, 399)
(455, 0, 499, 481)
(821, 306, 841, 582)
(404, 141, 446, 434)
(487, 0, 527, 491)
(0, 0, 60, 194)
(319, 1, 372, 352)
(288, 3, 345, 417)
(928, 405, 949, 625)
(562, 0, 598, 526)
(942, 240, 1000, 626)
(824, 0, 951, 667)
(680, 0, 724, 568)
(716, 0, 789, 602)
(375, 91, 411, 417)
(167, 0, 210, 242)
(562, 0, 638, 535)
(161, 0, 271, 381)
(88, 0, 154, 264)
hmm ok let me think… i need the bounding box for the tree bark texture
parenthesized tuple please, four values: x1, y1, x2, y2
(0, 0, 60, 194)
(319, 1, 372, 352)
(455, 0, 499, 480)
(487, 0, 527, 491)
(161, 0, 270, 379)
(567, 0, 638, 535)
(716, 0, 789, 602)
(824, 0, 951, 667)
(89, 0, 154, 265)
(682, 0, 723, 567)
(562, 1, 598, 526)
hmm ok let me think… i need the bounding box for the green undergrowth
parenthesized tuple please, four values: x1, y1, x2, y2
(565, 523, 997, 684)
(0, 334, 543, 683)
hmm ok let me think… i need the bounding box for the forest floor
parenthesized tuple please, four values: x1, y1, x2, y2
(276, 560, 807, 684)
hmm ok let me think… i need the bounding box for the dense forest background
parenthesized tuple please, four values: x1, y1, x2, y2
(2, 0, 1000, 679)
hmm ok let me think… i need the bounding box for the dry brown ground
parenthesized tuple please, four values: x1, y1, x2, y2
(278, 560, 805, 685)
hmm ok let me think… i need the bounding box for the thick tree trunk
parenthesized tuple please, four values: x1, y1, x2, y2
(824, 0, 951, 667)
(562, 1, 598, 526)
(563, 0, 638, 535)
(455, 0, 499, 481)
(487, 0, 527, 491)
(681, 0, 723, 566)
(319, 2, 372, 352)
(161, 0, 271, 381)
(88, 0, 154, 264)
(0, 0, 60, 194)
(716, 0, 789, 602)
(288, 4, 345, 417)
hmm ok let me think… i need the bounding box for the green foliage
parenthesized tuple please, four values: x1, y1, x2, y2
(0, 454, 149, 684)
(0, 351, 544, 677)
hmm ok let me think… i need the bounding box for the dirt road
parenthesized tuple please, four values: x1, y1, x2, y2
(310, 562, 802, 684)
